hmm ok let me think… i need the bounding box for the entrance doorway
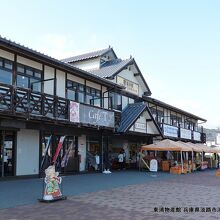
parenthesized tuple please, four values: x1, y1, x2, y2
(86, 137, 100, 172)
(0, 131, 16, 177)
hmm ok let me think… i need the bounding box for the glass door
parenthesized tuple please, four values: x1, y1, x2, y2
(0, 131, 15, 177)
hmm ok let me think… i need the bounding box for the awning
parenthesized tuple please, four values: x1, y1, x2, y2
(141, 139, 191, 152)
(186, 142, 203, 152)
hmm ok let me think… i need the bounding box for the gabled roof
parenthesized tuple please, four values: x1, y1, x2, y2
(117, 102, 163, 137)
(144, 96, 207, 122)
(90, 57, 151, 95)
(0, 36, 123, 89)
(61, 47, 117, 63)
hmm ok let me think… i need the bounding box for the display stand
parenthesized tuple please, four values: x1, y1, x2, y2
(39, 165, 67, 203)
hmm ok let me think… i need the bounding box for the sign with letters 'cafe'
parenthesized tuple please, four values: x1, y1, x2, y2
(69, 101, 115, 128)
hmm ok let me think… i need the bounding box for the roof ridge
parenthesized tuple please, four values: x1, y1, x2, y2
(61, 47, 112, 63)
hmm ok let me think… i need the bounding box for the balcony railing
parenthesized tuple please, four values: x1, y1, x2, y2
(0, 83, 68, 121)
(0, 83, 116, 130)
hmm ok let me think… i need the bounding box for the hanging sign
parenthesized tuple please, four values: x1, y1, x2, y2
(70, 101, 80, 123)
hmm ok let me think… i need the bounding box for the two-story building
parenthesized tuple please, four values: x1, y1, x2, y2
(63, 47, 206, 168)
(0, 37, 206, 178)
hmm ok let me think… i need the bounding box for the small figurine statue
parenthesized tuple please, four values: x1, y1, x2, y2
(43, 165, 62, 201)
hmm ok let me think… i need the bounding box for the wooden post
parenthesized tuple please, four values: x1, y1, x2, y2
(192, 150, 194, 172)
(181, 151, 183, 173)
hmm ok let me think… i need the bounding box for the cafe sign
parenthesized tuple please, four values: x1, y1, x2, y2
(70, 101, 115, 128)
(163, 124, 178, 138)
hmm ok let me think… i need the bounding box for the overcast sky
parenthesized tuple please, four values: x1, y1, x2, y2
(1, 0, 219, 128)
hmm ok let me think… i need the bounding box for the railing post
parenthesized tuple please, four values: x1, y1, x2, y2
(10, 85, 15, 114)
(41, 94, 45, 116)
(27, 89, 31, 119)
(54, 96, 58, 119)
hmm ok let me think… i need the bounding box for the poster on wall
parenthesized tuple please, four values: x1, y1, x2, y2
(70, 101, 80, 123)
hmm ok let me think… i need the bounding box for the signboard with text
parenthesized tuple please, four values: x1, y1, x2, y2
(163, 124, 178, 138)
(70, 101, 115, 128)
(180, 128, 192, 140)
(193, 131, 201, 141)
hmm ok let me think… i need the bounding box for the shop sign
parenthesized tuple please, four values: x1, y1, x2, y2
(163, 124, 178, 138)
(150, 159, 158, 172)
(70, 101, 115, 128)
(180, 128, 192, 140)
(117, 76, 139, 95)
(135, 122, 146, 130)
(193, 131, 201, 141)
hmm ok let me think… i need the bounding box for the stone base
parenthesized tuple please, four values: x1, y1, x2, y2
(38, 196, 67, 203)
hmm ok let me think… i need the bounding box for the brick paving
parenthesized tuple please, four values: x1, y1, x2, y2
(0, 170, 220, 219)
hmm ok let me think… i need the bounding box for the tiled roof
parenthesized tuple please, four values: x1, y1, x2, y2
(90, 58, 133, 78)
(61, 48, 113, 63)
(117, 103, 147, 133)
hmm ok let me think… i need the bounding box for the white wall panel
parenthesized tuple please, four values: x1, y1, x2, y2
(0, 49, 14, 61)
(17, 56, 42, 70)
(16, 129, 39, 176)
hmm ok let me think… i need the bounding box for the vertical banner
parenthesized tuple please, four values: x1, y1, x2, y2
(70, 101, 80, 123)
(52, 136, 65, 163)
(40, 135, 52, 169)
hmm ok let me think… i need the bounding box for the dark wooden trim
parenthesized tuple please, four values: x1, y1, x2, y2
(12, 53, 17, 86)
(65, 72, 67, 99)
(54, 69, 57, 96)
(84, 79, 86, 103)
(100, 85, 103, 108)
(42, 64, 45, 93)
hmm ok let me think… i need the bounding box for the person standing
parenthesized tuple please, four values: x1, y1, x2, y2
(118, 151, 124, 170)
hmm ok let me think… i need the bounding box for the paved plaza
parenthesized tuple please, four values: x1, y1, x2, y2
(0, 170, 220, 219)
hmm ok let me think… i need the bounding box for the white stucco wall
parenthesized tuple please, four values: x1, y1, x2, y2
(56, 70, 66, 98)
(0, 49, 14, 61)
(117, 69, 145, 97)
(16, 129, 39, 176)
(86, 80, 101, 90)
(17, 56, 42, 70)
(71, 58, 100, 71)
(44, 65, 55, 95)
(78, 135, 86, 171)
(67, 73, 84, 84)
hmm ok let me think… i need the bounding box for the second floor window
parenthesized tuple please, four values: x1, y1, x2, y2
(16, 64, 42, 92)
(66, 80, 85, 103)
(86, 86, 101, 107)
(0, 57, 13, 85)
(109, 92, 122, 110)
